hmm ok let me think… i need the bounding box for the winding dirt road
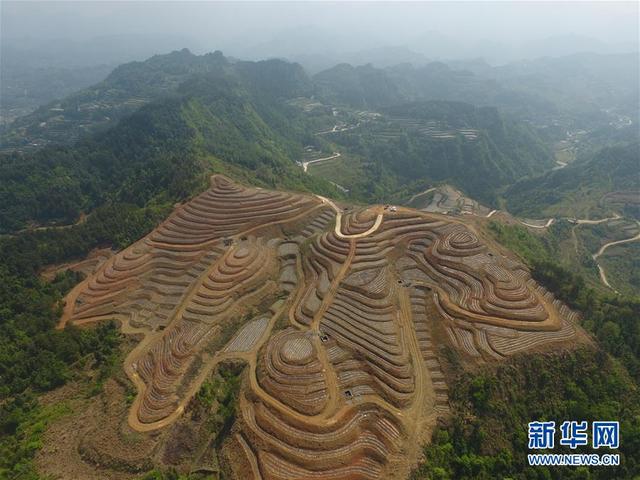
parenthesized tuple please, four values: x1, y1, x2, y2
(520, 218, 556, 229)
(407, 187, 436, 205)
(315, 195, 384, 239)
(591, 223, 640, 292)
(576, 213, 621, 225)
(520, 213, 621, 230)
(302, 152, 341, 173)
(316, 123, 360, 135)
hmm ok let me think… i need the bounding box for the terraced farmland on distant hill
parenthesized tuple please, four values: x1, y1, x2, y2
(58, 175, 583, 479)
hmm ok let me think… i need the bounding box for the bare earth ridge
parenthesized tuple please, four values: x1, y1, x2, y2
(58, 175, 582, 479)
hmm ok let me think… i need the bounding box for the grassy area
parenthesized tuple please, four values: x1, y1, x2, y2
(486, 221, 555, 266)
(599, 242, 640, 296)
(488, 219, 602, 293)
(504, 141, 638, 220)
(533, 186, 613, 219)
(0, 398, 73, 479)
(306, 153, 364, 189)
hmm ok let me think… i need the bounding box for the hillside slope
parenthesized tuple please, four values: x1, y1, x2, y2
(0, 59, 334, 233)
(1, 49, 558, 231)
(0, 48, 313, 152)
(314, 100, 553, 203)
(505, 141, 640, 218)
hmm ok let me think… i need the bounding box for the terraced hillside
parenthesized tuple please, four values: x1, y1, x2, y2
(58, 175, 583, 479)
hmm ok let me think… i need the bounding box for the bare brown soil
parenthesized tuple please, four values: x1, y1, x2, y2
(50, 175, 587, 479)
(40, 247, 114, 282)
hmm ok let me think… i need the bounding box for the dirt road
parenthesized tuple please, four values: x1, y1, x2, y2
(591, 223, 640, 292)
(316, 195, 384, 239)
(302, 152, 341, 172)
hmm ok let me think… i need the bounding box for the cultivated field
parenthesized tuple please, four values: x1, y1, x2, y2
(58, 175, 583, 479)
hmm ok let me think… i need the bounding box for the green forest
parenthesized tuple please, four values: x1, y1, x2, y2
(0, 59, 338, 233)
(505, 139, 640, 219)
(412, 349, 640, 480)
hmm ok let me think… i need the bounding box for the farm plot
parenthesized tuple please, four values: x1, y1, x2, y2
(59, 176, 584, 480)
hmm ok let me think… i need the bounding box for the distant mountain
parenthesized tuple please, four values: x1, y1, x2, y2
(314, 63, 404, 108)
(0, 62, 114, 126)
(518, 34, 636, 59)
(313, 60, 554, 120)
(1, 34, 199, 69)
(6, 49, 636, 152)
(0, 34, 202, 125)
(13, 48, 637, 232)
(313, 52, 639, 128)
(0, 48, 564, 230)
(291, 46, 429, 74)
(408, 32, 638, 63)
(0, 51, 331, 232)
(469, 52, 640, 121)
(1, 49, 312, 151)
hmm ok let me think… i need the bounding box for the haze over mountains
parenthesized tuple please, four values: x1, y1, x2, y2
(2, 1, 637, 123)
(4, 1, 637, 63)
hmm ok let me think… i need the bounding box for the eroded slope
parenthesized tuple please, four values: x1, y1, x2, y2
(59, 175, 581, 479)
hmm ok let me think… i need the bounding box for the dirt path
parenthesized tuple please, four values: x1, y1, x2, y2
(59, 180, 439, 441)
(552, 160, 568, 170)
(563, 213, 630, 292)
(407, 187, 436, 205)
(302, 152, 341, 173)
(236, 433, 263, 480)
(19, 212, 88, 234)
(310, 239, 356, 417)
(58, 187, 326, 431)
(519, 212, 622, 230)
(238, 201, 418, 430)
(396, 285, 432, 441)
(122, 207, 368, 432)
(591, 224, 640, 293)
(125, 246, 240, 432)
(520, 218, 555, 229)
(595, 264, 615, 292)
(576, 213, 620, 225)
(315, 195, 384, 239)
(316, 123, 360, 135)
(128, 284, 292, 432)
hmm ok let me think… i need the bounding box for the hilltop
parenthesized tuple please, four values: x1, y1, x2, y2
(49, 175, 587, 479)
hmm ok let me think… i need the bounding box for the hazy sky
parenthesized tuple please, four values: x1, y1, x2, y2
(2, 1, 638, 63)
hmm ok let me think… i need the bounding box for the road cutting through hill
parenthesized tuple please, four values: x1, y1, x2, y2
(316, 195, 384, 239)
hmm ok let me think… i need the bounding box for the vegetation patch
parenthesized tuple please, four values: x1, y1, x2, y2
(412, 348, 640, 480)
